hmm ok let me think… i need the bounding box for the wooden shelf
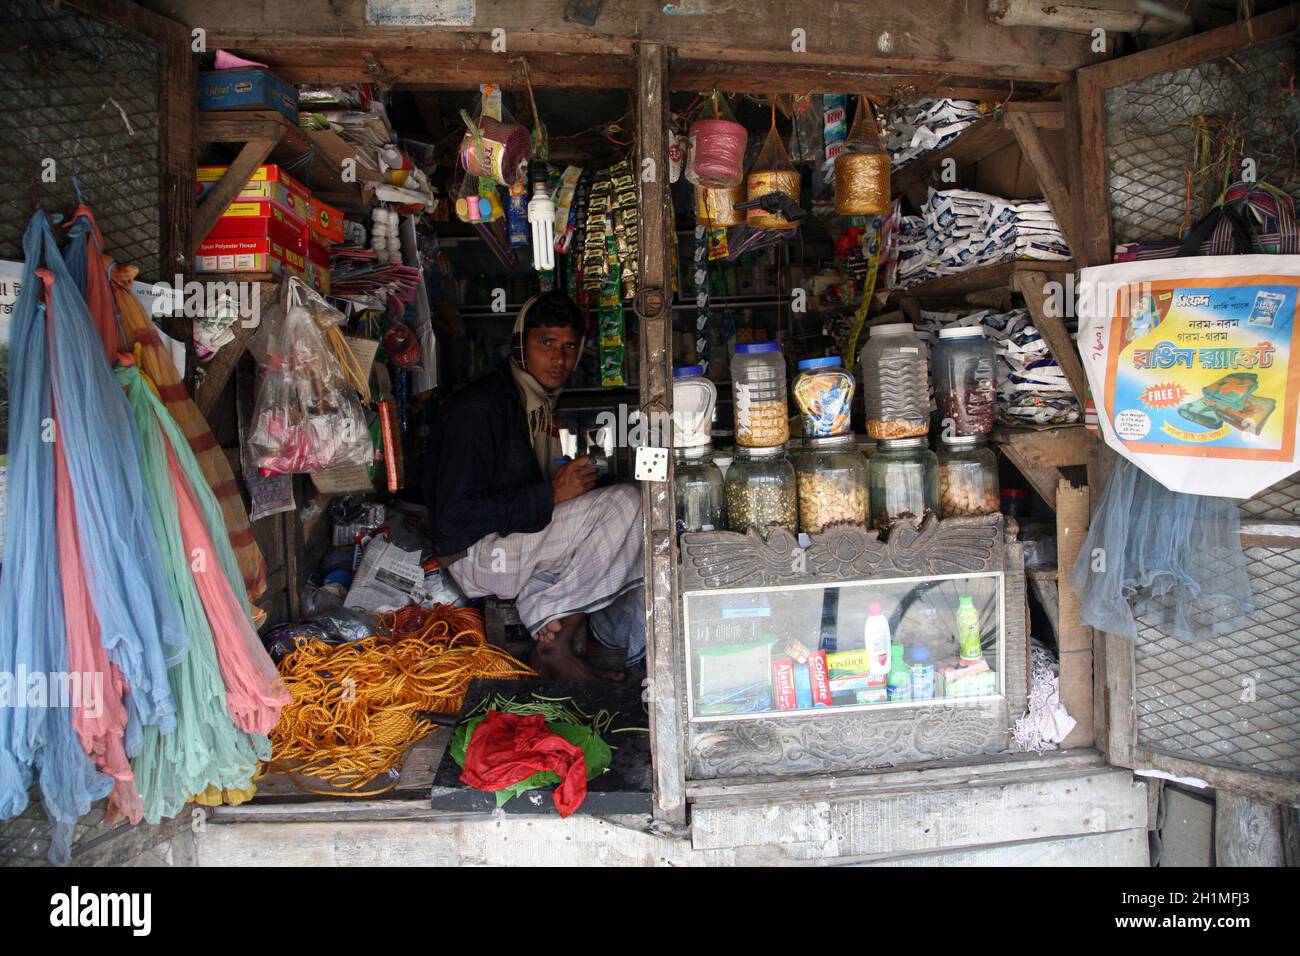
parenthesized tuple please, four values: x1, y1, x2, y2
(992, 423, 1094, 511)
(891, 116, 1017, 202)
(894, 258, 1076, 300)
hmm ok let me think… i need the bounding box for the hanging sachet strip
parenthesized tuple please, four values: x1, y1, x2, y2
(0, 210, 112, 865)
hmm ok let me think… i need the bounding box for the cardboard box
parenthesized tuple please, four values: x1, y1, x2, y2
(204, 202, 308, 255)
(303, 259, 331, 296)
(807, 651, 833, 708)
(197, 165, 313, 223)
(195, 235, 305, 277)
(772, 658, 797, 711)
(829, 674, 884, 694)
(826, 649, 873, 679)
(198, 67, 299, 124)
(308, 196, 345, 244)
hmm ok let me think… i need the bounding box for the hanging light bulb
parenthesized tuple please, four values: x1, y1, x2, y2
(526, 159, 555, 271)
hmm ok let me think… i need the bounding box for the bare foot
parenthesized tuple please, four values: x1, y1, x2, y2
(533, 619, 564, 644)
(532, 629, 625, 684)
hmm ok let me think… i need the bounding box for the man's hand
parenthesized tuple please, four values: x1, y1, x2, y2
(552, 456, 597, 504)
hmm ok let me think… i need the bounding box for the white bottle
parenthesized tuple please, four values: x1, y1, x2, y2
(864, 602, 891, 677)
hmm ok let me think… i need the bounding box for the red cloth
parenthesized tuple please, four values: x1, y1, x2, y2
(460, 711, 588, 817)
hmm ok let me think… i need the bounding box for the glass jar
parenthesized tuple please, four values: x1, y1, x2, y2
(869, 437, 939, 530)
(859, 323, 929, 440)
(674, 445, 725, 536)
(672, 365, 718, 449)
(796, 435, 869, 533)
(732, 342, 789, 447)
(936, 436, 1000, 517)
(792, 356, 854, 439)
(933, 326, 997, 436)
(723, 444, 797, 537)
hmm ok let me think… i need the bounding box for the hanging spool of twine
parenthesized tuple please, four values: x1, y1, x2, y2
(459, 116, 533, 185)
(686, 118, 748, 189)
(746, 169, 801, 228)
(835, 152, 891, 215)
(695, 184, 746, 226)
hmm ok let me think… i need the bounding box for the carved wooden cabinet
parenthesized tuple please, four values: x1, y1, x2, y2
(678, 515, 1028, 779)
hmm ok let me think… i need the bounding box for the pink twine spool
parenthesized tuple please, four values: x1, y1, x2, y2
(686, 118, 747, 189)
(459, 117, 533, 186)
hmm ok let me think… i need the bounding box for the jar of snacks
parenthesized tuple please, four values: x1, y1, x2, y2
(723, 444, 797, 537)
(869, 437, 939, 531)
(937, 435, 1000, 517)
(732, 342, 789, 447)
(792, 356, 854, 439)
(796, 434, 869, 534)
(859, 323, 929, 440)
(674, 445, 725, 536)
(933, 326, 997, 436)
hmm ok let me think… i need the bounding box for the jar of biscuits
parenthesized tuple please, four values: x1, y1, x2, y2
(795, 434, 868, 534)
(732, 342, 789, 447)
(859, 323, 930, 440)
(936, 435, 1000, 517)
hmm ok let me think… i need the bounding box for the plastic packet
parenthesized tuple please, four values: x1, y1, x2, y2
(788, 94, 822, 164)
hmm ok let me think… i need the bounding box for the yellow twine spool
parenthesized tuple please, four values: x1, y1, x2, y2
(835, 152, 891, 215)
(695, 184, 746, 226)
(746, 170, 801, 228)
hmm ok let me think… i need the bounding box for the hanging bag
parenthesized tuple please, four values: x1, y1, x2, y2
(747, 103, 801, 229)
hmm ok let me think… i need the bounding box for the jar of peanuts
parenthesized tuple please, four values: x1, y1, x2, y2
(795, 434, 869, 534)
(936, 435, 1000, 517)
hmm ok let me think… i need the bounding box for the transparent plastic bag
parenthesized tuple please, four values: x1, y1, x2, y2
(1069, 460, 1254, 642)
(246, 277, 372, 475)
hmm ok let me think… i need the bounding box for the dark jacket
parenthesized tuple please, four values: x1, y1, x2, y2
(423, 363, 555, 557)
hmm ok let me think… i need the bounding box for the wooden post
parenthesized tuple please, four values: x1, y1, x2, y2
(1215, 791, 1285, 867)
(636, 40, 687, 825)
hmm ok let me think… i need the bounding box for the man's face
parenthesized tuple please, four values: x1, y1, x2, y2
(523, 323, 581, 389)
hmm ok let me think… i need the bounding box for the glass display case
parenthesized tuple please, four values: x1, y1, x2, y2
(678, 515, 1026, 779)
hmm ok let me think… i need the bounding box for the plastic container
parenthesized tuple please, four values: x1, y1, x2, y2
(934, 326, 997, 436)
(674, 445, 725, 536)
(672, 365, 718, 449)
(909, 646, 936, 701)
(732, 342, 789, 448)
(859, 323, 930, 440)
(792, 356, 854, 439)
(937, 435, 1000, 517)
(886, 642, 912, 701)
(869, 437, 940, 531)
(723, 443, 797, 537)
(795, 434, 868, 533)
(957, 595, 982, 663)
(864, 602, 891, 677)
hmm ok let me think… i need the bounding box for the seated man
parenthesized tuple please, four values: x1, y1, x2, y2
(423, 291, 645, 682)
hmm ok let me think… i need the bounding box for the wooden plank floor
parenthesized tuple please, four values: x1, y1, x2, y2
(250, 730, 452, 804)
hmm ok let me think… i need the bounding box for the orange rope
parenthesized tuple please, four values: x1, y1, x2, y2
(265, 605, 534, 794)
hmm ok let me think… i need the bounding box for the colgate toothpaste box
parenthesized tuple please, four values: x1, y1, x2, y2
(807, 650, 833, 708)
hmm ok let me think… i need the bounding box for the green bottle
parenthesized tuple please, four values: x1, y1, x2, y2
(957, 596, 982, 663)
(886, 642, 912, 701)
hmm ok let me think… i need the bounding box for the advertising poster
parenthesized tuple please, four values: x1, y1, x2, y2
(1077, 255, 1300, 498)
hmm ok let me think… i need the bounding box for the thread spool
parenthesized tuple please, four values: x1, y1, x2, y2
(746, 170, 801, 228)
(695, 184, 745, 226)
(835, 153, 891, 215)
(459, 117, 532, 185)
(686, 118, 747, 188)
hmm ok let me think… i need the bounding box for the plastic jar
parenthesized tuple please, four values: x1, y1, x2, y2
(796, 434, 869, 533)
(674, 445, 725, 536)
(792, 356, 855, 439)
(732, 342, 789, 448)
(933, 327, 997, 436)
(859, 323, 930, 440)
(672, 365, 718, 449)
(723, 444, 797, 537)
(869, 437, 939, 530)
(937, 436, 1000, 517)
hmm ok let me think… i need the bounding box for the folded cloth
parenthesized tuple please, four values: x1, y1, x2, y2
(460, 712, 588, 817)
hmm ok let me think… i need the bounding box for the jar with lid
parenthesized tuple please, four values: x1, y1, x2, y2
(937, 435, 1000, 516)
(933, 326, 997, 436)
(859, 323, 930, 440)
(732, 342, 789, 447)
(674, 445, 725, 537)
(723, 444, 797, 537)
(792, 356, 854, 439)
(796, 435, 869, 533)
(869, 437, 939, 531)
(672, 365, 718, 449)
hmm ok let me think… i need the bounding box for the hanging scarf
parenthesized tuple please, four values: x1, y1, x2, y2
(508, 295, 583, 479)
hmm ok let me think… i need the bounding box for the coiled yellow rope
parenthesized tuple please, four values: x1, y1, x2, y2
(266, 605, 534, 796)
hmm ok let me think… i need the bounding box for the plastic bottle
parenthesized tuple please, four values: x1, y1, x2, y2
(886, 642, 912, 701)
(909, 646, 936, 701)
(957, 595, 982, 663)
(864, 602, 891, 677)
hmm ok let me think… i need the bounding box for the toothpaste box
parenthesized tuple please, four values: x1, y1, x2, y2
(807, 650, 833, 708)
(828, 674, 882, 694)
(772, 658, 797, 711)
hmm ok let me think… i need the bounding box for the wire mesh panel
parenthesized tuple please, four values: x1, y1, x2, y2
(0, 0, 162, 280)
(1104, 37, 1300, 246)
(1135, 546, 1300, 781)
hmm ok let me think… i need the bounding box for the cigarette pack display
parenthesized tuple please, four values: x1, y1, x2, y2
(772, 658, 797, 711)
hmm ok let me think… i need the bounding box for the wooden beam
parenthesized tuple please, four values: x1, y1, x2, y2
(197, 109, 293, 143)
(637, 40, 687, 825)
(1056, 479, 1093, 749)
(1074, 65, 1112, 267)
(1005, 110, 1081, 259)
(1240, 519, 1300, 550)
(192, 138, 280, 252)
(1135, 747, 1300, 806)
(994, 424, 1093, 469)
(1215, 791, 1286, 867)
(1018, 269, 1089, 406)
(999, 444, 1063, 510)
